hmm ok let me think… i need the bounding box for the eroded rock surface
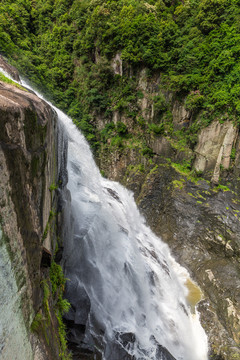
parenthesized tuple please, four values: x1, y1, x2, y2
(194, 121, 238, 183)
(0, 75, 59, 358)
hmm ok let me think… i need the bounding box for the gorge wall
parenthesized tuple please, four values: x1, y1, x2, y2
(0, 63, 65, 359)
(95, 66, 240, 360)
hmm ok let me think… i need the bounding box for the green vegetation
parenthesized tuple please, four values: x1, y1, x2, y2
(216, 184, 231, 192)
(172, 179, 185, 190)
(50, 261, 66, 296)
(31, 312, 44, 332)
(1, 0, 240, 149)
(31, 262, 71, 360)
(41, 209, 56, 244)
(50, 261, 71, 360)
(49, 183, 58, 192)
(0, 72, 26, 90)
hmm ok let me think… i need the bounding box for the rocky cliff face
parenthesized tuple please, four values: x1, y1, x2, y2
(0, 67, 61, 359)
(96, 66, 240, 359)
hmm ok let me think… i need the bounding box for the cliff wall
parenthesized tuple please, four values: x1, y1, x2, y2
(0, 69, 62, 359)
(96, 66, 240, 360)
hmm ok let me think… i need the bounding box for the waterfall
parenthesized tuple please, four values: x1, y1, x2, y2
(56, 109, 208, 360)
(2, 70, 208, 360)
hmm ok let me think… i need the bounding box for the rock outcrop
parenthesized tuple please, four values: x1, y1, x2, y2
(0, 67, 60, 359)
(194, 121, 238, 183)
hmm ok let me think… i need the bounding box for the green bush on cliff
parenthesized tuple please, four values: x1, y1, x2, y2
(50, 261, 66, 295)
(148, 123, 164, 135)
(50, 261, 71, 360)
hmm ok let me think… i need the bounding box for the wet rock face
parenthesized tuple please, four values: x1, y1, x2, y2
(0, 74, 58, 358)
(103, 333, 176, 360)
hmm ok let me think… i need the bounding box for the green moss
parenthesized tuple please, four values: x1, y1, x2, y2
(32, 263, 71, 359)
(50, 262, 66, 296)
(232, 198, 240, 204)
(171, 163, 199, 184)
(0, 73, 26, 91)
(56, 310, 71, 360)
(49, 183, 58, 192)
(126, 163, 145, 175)
(203, 190, 211, 195)
(188, 192, 197, 198)
(217, 184, 231, 192)
(31, 312, 43, 332)
(50, 261, 71, 360)
(171, 162, 191, 176)
(196, 191, 207, 200)
(148, 165, 158, 175)
(230, 148, 236, 161)
(172, 179, 185, 189)
(148, 123, 164, 135)
(41, 209, 56, 244)
(42, 280, 51, 323)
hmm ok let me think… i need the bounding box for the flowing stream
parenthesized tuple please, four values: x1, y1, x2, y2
(1, 69, 208, 360)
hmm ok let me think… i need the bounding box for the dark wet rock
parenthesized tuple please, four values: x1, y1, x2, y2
(54, 246, 64, 263)
(106, 187, 122, 202)
(103, 332, 177, 360)
(64, 281, 91, 326)
(63, 280, 94, 357)
(156, 344, 176, 360)
(41, 247, 52, 267)
(104, 332, 136, 360)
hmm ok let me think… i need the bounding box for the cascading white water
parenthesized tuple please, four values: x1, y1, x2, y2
(56, 109, 208, 360)
(1, 69, 208, 360)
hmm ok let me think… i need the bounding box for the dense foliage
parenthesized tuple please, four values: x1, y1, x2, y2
(1, 0, 240, 149)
